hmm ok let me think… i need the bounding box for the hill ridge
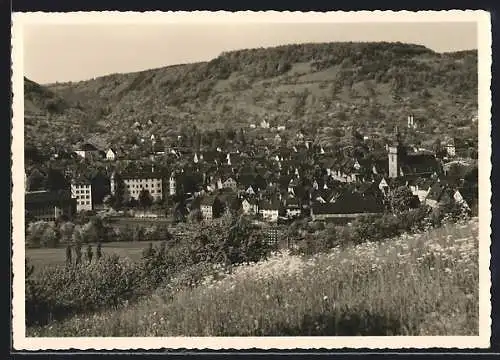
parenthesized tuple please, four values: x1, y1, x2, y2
(24, 41, 478, 152)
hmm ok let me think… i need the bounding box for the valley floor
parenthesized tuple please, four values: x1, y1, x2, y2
(27, 218, 479, 337)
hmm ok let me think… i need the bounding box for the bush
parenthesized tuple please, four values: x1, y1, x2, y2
(139, 241, 171, 289)
(399, 206, 431, 232)
(289, 204, 465, 256)
(26, 254, 145, 326)
(26, 221, 59, 248)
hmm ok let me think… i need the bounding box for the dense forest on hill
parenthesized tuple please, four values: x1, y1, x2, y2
(24, 42, 478, 152)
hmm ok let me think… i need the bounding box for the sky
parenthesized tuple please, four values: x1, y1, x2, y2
(23, 21, 478, 84)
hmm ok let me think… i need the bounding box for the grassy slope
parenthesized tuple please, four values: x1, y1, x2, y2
(28, 218, 479, 337)
(25, 42, 478, 149)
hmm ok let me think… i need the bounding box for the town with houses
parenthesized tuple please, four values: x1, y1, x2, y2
(25, 113, 478, 245)
(19, 18, 484, 340)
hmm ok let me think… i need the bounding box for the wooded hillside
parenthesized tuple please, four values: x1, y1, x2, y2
(24, 42, 478, 151)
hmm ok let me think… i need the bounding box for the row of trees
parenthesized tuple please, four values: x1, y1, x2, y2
(65, 242, 102, 265)
(26, 217, 110, 248)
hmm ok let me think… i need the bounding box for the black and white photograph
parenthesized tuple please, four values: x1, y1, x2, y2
(11, 10, 491, 349)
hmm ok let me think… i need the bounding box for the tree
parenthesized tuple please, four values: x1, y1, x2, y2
(91, 172, 110, 205)
(193, 131, 201, 150)
(65, 244, 72, 265)
(212, 197, 226, 218)
(446, 163, 465, 178)
(132, 226, 145, 242)
(46, 168, 68, 191)
(433, 138, 443, 156)
(112, 173, 125, 209)
(79, 222, 99, 243)
(96, 242, 102, 260)
(187, 208, 203, 223)
(74, 242, 82, 265)
(89, 216, 107, 242)
(224, 124, 236, 141)
(142, 242, 154, 258)
(390, 186, 420, 213)
(229, 197, 242, 216)
(138, 189, 153, 209)
(172, 201, 187, 223)
(27, 221, 59, 248)
(27, 168, 46, 191)
(236, 128, 246, 146)
(71, 225, 84, 244)
(59, 221, 75, 244)
(103, 195, 115, 208)
(86, 244, 94, 263)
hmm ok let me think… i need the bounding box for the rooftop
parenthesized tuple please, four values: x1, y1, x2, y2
(25, 189, 73, 205)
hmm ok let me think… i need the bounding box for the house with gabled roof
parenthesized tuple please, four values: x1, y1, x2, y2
(425, 182, 454, 208)
(452, 188, 470, 210)
(74, 142, 104, 159)
(378, 177, 389, 196)
(106, 148, 117, 161)
(245, 185, 258, 196)
(424, 180, 470, 210)
(221, 175, 238, 191)
(311, 188, 335, 204)
(75, 135, 112, 160)
(387, 130, 442, 179)
(242, 197, 259, 215)
(354, 181, 380, 199)
(25, 189, 76, 222)
(284, 196, 301, 219)
(311, 190, 384, 222)
(200, 195, 221, 221)
(410, 178, 435, 203)
(258, 197, 281, 223)
(401, 152, 442, 178)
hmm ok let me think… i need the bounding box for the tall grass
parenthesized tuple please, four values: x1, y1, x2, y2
(28, 218, 478, 337)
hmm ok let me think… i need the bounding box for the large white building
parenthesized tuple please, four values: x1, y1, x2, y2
(70, 181, 93, 212)
(111, 172, 163, 202)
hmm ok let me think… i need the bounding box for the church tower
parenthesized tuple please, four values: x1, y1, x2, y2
(388, 127, 404, 178)
(388, 145, 399, 178)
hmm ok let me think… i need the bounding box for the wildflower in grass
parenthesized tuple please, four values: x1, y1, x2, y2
(27, 218, 479, 337)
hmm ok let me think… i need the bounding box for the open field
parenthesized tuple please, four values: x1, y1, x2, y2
(28, 218, 479, 337)
(26, 241, 164, 274)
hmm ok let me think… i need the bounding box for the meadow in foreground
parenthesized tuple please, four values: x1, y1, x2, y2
(28, 218, 478, 337)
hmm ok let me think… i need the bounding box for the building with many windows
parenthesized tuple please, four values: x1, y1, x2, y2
(71, 181, 93, 212)
(111, 171, 163, 202)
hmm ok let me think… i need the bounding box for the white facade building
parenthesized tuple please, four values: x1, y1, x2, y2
(111, 172, 163, 202)
(169, 174, 177, 196)
(71, 182, 93, 212)
(106, 149, 116, 161)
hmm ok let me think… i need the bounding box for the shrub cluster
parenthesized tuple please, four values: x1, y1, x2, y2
(290, 204, 470, 255)
(26, 215, 273, 326)
(26, 255, 145, 326)
(26, 203, 470, 326)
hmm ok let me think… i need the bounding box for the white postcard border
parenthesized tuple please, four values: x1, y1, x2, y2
(11, 10, 492, 350)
